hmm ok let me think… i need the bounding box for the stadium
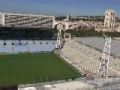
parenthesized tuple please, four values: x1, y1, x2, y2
(0, 12, 120, 90)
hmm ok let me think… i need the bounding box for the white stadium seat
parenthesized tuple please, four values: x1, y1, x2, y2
(60, 38, 120, 77)
(0, 40, 57, 53)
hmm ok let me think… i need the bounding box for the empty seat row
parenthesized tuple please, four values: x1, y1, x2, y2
(76, 37, 120, 58)
(60, 40, 120, 77)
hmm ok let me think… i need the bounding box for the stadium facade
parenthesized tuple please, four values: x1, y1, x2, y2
(0, 12, 55, 28)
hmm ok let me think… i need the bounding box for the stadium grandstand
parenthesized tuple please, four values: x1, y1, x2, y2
(60, 37, 120, 78)
(0, 27, 57, 53)
(0, 12, 57, 53)
(76, 37, 120, 58)
(0, 12, 55, 28)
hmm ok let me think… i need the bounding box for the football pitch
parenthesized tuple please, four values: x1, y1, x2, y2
(0, 53, 80, 85)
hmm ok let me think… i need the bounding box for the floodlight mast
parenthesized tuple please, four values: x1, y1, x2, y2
(56, 24, 63, 49)
(98, 34, 111, 78)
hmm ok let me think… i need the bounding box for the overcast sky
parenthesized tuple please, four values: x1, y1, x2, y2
(0, 0, 120, 17)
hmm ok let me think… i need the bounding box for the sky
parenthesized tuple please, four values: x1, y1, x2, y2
(0, 0, 120, 17)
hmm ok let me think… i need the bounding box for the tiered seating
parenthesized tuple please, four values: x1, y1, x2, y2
(14, 43, 28, 52)
(47, 41, 57, 51)
(20, 41, 29, 52)
(42, 41, 50, 52)
(60, 40, 120, 77)
(0, 40, 12, 53)
(40, 40, 57, 52)
(0, 41, 5, 52)
(76, 37, 120, 58)
(35, 41, 44, 52)
(61, 42, 100, 74)
(0, 40, 57, 53)
(28, 41, 38, 52)
(3, 43, 12, 53)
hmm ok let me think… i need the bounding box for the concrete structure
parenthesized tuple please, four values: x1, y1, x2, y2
(0, 12, 55, 28)
(104, 10, 116, 31)
(60, 38, 120, 77)
(18, 80, 94, 90)
(64, 21, 78, 30)
(55, 20, 94, 31)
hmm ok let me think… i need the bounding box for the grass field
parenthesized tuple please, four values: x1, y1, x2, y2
(0, 53, 80, 85)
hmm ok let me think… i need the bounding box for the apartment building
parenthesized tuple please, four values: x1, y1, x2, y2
(104, 10, 116, 31)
